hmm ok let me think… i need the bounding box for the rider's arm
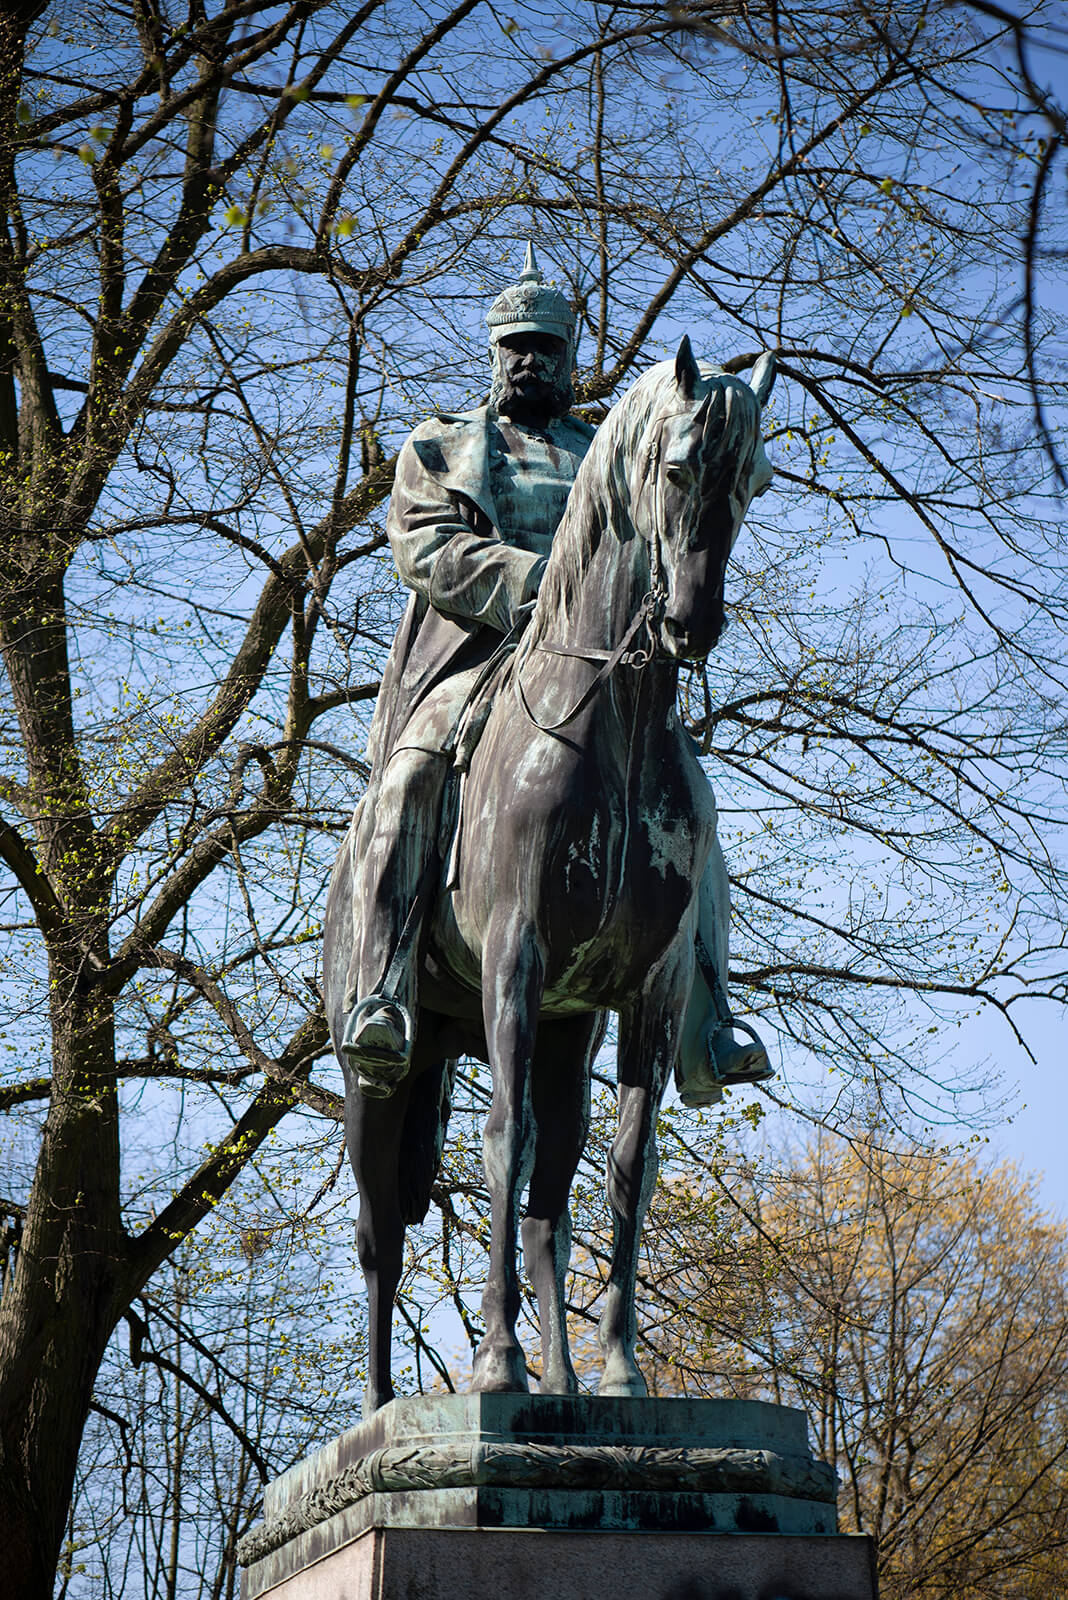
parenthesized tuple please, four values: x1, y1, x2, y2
(387, 432, 544, 634)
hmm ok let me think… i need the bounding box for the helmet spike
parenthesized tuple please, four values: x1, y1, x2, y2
(520, 240, 540, 282)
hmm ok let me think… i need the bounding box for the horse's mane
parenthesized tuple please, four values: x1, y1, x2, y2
(532, 358, 761, 637)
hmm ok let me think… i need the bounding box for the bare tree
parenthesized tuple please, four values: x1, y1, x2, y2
(59, 1181, 362, 1600)
(0, 0, 1063, 1592)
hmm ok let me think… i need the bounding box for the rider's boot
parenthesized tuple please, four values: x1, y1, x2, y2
(675, 846, 775, 1106)
(341, 997, 414, 1097)
(707, 1014, 774, 1085)
(340, 746, 446, 1097)
(677, 978, 773, 1108)
(697, 940, 773, 1091)
(676, 928, 774, 1108)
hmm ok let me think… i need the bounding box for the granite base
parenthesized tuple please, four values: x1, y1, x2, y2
(244, 1525, 877, 1600)
(238, 1395, 875, 1600)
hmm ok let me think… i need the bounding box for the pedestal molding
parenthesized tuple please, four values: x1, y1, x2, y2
(237, 1440, 837, 1567)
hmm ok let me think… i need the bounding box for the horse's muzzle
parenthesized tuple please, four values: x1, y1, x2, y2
(661, 613, 720, 661)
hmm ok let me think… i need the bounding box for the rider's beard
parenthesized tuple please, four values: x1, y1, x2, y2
(489, 350, 574, 425)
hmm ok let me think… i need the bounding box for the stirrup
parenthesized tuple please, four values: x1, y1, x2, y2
(341, 997, 415, 1098)
(708, 1017, 775, 1086)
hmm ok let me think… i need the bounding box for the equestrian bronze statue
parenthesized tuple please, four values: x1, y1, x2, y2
(322, 247, 776, 1412)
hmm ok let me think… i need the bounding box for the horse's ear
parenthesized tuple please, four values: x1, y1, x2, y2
(750, 352, 777, 406)
(674, 335, 700, 400)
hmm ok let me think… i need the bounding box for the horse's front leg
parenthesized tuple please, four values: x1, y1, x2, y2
(599, 961, 688, 1398)
(472, 918, 545, 1394)
(523, 1011, 603, 1395)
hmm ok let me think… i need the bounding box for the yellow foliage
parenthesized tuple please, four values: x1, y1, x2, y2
(619, 1139, 1068, 1600)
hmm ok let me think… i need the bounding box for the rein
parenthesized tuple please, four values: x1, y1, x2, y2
(515, 430, 672, 737)
(515, 585, 667, 735)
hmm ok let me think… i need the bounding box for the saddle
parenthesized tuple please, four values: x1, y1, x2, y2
(439, 642, 516, 889)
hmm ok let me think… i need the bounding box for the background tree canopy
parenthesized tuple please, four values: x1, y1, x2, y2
(621, 1133, 1068, 1600)
(0, 0, 1063, 1594)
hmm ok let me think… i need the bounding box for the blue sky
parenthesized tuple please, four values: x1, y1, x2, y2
(992, 1002, 1068, 1215)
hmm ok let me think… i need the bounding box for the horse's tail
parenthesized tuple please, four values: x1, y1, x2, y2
(399, 1055, 455, 1225)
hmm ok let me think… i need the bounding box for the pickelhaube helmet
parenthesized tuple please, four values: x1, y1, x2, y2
(485, 242, 577, 353)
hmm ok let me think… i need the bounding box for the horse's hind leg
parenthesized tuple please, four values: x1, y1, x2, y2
(598, 987, 681, 1398)
(523, 1012, 601, 1395)
(346, 1033, 451, 1414)
(473, 920, 545, 1394)
(346, 1072, 406, 1413)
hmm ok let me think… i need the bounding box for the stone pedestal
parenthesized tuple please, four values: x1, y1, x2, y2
(238, 1395, 876, 1600)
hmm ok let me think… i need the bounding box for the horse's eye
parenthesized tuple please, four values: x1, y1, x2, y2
(665, 464, 693, 488)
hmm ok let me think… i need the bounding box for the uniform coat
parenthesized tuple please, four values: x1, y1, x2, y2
(366, 405, 595, 774)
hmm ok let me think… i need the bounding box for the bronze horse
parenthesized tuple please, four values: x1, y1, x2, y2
(323, 341, 775, 1411)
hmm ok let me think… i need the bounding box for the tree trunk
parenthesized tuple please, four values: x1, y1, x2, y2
(0, 968, 127, 1597)
(0, 563, 126, 1594)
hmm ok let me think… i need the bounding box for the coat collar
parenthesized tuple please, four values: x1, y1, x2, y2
(410, 406, 596, 528)
(411, 407, 497, 525)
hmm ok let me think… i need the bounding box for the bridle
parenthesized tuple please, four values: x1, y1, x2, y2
(515, 583, 668, 736)
(514, 418, 682, 737)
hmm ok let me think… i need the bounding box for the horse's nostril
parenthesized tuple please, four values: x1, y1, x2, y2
(664, 614, 715, 661)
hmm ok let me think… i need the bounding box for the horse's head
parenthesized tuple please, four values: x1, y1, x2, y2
(635, 337, 775, 662)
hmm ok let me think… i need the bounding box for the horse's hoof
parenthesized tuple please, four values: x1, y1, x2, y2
(471, 1340, 530, 1394)
(362, 1383, 395, 1415)
(597, 1357, 648, 1398)
(539, 1363, 580, 1397)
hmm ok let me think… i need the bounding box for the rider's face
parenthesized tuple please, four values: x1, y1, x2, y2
(494, 332, 570, 424)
